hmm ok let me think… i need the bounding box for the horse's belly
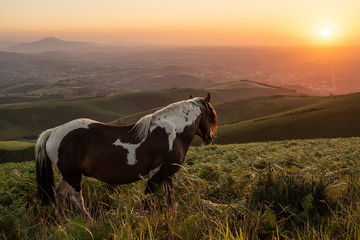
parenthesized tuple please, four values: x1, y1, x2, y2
(93, 174, 142, 185)
(83, 152, 154, 185)
(81, 134, 161, 185)
(88, 164, 148, 185)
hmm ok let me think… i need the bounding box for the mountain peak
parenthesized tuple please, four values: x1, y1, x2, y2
(37, 37, 64, 43)
(8, 37, 91, 53)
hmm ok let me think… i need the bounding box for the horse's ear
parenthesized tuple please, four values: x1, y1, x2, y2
(189, 95, 193, 99)
(204, 93, 211, 103)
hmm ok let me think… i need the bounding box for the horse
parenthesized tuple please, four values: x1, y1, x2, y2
(35, 93, 217, 216)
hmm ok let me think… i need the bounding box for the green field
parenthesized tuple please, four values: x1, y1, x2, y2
(0, 138, 359, 239)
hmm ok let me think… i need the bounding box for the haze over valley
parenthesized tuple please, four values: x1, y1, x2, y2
(1, 37, 360, 105)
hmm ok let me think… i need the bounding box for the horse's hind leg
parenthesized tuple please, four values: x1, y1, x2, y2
(63, 173, 92, 219)
(68, 184, 92, 219)
(57, 153, 91, 218)
(60, 168, 91, 218)
(56, 177, 69, 207)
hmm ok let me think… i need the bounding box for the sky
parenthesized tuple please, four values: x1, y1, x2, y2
(1, 0, 360, 46)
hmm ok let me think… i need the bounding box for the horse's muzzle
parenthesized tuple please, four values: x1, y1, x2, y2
(203, 134, 214, 145)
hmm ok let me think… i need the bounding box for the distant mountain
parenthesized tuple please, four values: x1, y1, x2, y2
(0, 41, 19, 50)
(7, 37, 94, 53)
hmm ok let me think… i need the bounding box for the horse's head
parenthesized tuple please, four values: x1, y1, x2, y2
(195, 93, 218, 145)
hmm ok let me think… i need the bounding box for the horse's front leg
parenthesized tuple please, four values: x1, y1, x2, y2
(164, 176, 174, 207)
(143, 173, 165, 211)
(145, 176, 174, 206)
(143, 164, 179, 212)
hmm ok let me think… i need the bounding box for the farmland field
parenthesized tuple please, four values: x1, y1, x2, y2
(0, 138, 359, 239)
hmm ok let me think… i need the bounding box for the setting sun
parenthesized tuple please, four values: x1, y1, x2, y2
(310, 22, 343, 45)
(321, 27, 333, 37)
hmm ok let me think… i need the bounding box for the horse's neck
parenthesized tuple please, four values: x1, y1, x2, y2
(151, 107, 201, 149)
(153, 105, 201, 134)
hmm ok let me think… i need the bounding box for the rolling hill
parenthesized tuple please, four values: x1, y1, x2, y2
(1, 81, 359, 144)
(216, 93, 360, 144)
(111, 95, 323, 126)
(0, 82, 298, 140)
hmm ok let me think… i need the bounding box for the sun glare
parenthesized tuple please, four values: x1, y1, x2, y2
(310, 23, 341, 45)
(321, 27, 333, 37)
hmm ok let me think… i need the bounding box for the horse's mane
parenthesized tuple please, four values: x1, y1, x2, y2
(131, 97, 205, 140)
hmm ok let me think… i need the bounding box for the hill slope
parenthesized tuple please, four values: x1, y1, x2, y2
(217, 93, 360, 144)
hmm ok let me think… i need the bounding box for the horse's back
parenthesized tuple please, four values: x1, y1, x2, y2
(45, 118, 99, 165)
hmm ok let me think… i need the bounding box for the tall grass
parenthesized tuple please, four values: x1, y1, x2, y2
(0, 137, 359, 239)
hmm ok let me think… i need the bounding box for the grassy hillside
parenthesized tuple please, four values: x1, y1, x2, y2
(217, 93, 360, 144)
(0, 82, 298, 140)
(0, 138, 359, 239)
(205, 80, 298, 104)
(112, 95, 323, 126)
(0, 141, 34, 163)
(207, 79, 295, 92)
(215, 95, 323, 125)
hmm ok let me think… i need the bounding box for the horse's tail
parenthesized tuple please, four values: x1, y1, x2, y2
(35, 129, 55, 204)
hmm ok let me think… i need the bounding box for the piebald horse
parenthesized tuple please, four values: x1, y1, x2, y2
(35, 93, 217, 216)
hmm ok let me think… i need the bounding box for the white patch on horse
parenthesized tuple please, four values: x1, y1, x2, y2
(140, 165, 162, 179)
(148, 165, 161, 179)
(113, 138, 144, 165)
(132, 98, 203, 151)
(45, 118, 97, 165)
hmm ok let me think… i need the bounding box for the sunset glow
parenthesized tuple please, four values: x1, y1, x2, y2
(1, 0, 360, 45)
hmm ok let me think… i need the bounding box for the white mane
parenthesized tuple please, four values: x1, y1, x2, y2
(131, 97, 204, 141)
